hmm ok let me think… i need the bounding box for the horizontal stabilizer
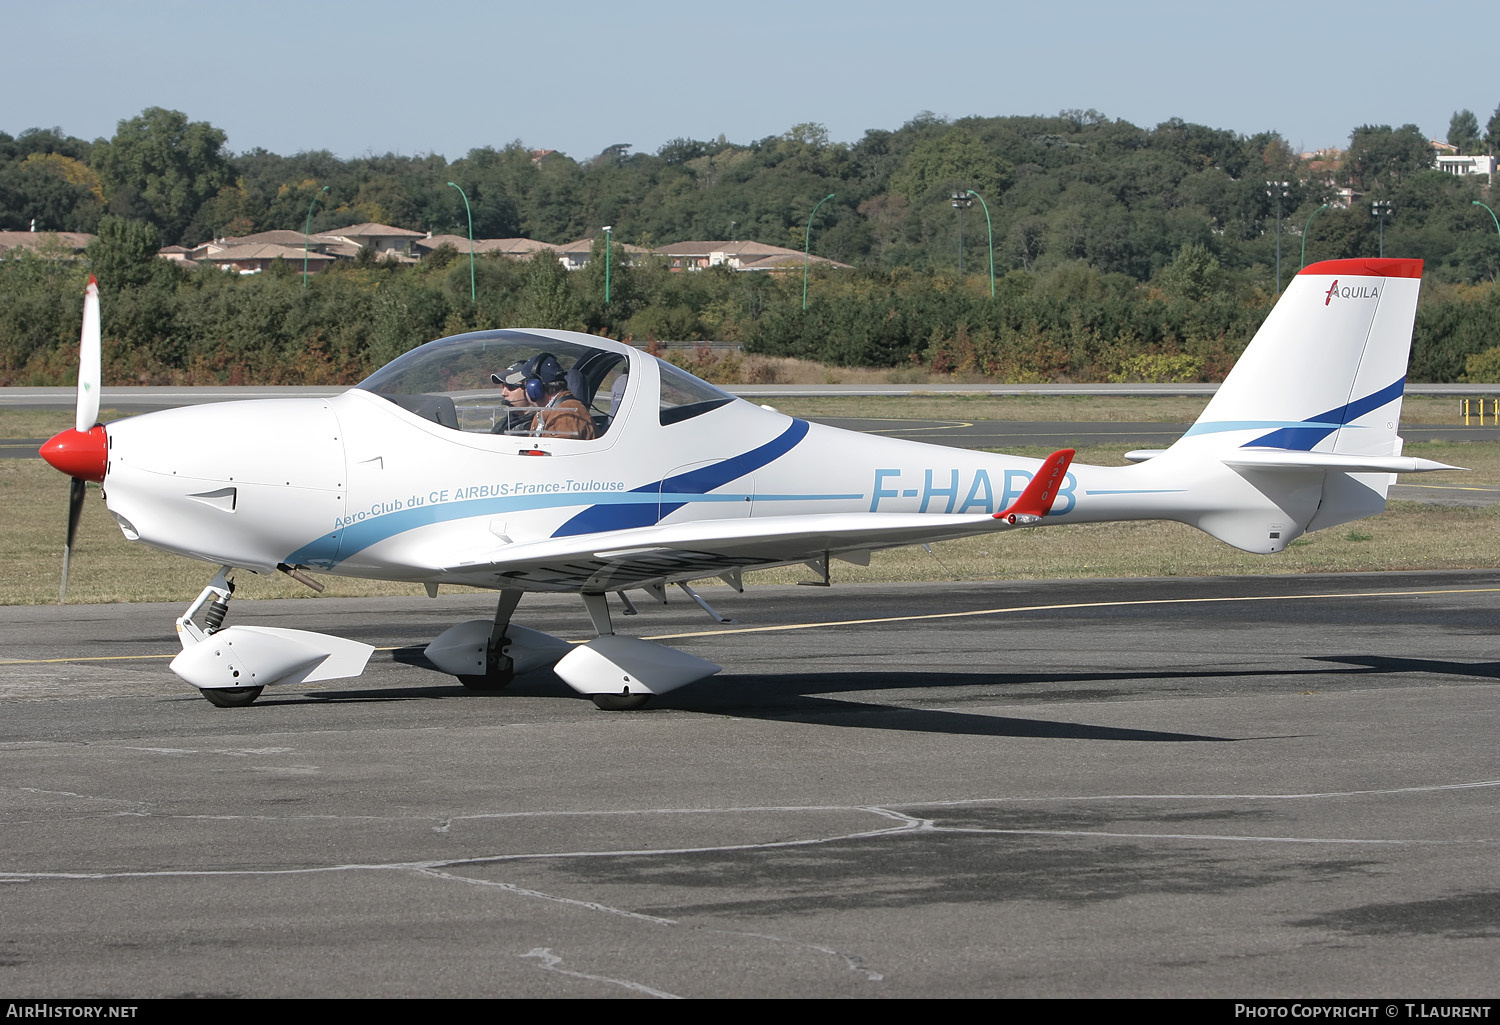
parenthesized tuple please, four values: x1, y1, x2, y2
(1222, 449, 1464, 474)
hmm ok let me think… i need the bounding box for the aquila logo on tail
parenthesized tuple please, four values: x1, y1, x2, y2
(1324, 279, 1379, 306)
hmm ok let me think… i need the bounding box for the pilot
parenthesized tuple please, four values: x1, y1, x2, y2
(490, 359, 537, 433)
(518, 353, 596, 441)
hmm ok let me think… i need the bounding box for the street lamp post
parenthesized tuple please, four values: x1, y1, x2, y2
(951, 191, 973, 277)
(1266, 181, 1290, 292)
(803, 193, 835, 311)
(1301, 203, 1330, 269)
(1476, 200, 1500, 240)
(602, 225, 612, 305)
(303, 184, 329, 287)
(446, 182, 475, 302)
(1475, 199, 1500, 253)
(965, 189, 995, 298)
(1372, 200, 1395, 258)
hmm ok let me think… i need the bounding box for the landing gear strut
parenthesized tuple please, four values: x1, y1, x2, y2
(177, 567, 263, 707)
(457, 591, 520, 690)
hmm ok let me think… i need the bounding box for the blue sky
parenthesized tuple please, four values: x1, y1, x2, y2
(4, 0, 1494, 161)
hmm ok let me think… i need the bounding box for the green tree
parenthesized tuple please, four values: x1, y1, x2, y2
(0, 153, 105, 232)
(1487, 103, 1500, 155)
(86, 215, 162, 290)
(93, 108, 235, 244)
(888, 127, 1012, 202)
(511, 251, 583, 330)
(1157, 241, 1223, 303)
(1448, 110, 1481, 153)
(1344, 124, 1433, 191)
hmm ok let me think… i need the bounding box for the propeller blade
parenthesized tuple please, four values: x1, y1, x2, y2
(76, 276, 100, 432)
(61, 477, 87, 604)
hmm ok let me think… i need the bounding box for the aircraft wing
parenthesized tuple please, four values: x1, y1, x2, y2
(433, 509, 1030, 590)
(428, 449, 1075, 591)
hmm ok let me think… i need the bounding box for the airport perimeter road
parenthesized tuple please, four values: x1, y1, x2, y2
(2, 572, 1498, 998)
(810, 416, 1500, 448)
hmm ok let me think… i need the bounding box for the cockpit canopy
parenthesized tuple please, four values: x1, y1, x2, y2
(356, 328, 737, 437)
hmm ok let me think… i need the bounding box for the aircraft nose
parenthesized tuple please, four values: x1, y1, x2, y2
(39, 425, 107, 483)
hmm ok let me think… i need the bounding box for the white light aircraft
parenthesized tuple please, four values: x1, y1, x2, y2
(40, 257, 1456, 709)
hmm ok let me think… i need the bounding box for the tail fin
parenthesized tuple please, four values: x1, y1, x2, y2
(1154, 258, 1453, 550)
(1182, 258, 1422, 460)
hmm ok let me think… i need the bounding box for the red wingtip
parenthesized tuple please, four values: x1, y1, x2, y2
(995, 449, 1074, 522)
(40, 426, 107, 483)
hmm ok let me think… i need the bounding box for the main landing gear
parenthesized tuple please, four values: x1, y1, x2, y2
(424, 589, 723, 710)
(458, 592, 519, 691)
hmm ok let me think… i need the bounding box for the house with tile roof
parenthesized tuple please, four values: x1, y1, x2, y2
(0, 230, 94, 258)
(652, 240, 849, 272)
(315, 222, 426, 259)
(551, 237, 651, 270)
(411, 234, 556, 259)
(195, 243, 336, 275)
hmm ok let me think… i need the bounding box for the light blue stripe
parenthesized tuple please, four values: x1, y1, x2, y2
(1184, 419, 1345, 437)
(284, 488, 868, 569)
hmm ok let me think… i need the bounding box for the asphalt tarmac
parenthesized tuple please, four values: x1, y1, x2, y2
(3, 572, 1498, 998)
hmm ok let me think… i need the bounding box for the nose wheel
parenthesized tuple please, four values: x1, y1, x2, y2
(591, 692, 652, 711)
(200, 686, 264, 708)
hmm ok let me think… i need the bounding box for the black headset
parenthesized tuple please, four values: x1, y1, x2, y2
(522, 353, 564, 403)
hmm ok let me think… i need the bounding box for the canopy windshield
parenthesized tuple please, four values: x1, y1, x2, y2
(357, 329, 742, 435)
(356, 330, 626, 436)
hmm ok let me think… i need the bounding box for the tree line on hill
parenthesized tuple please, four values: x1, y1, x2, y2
(1, 105, 1497, 386)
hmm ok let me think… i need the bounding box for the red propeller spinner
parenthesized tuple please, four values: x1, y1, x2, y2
(40, 425, 108, 483)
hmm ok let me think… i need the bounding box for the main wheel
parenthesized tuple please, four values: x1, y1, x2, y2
(591, 692, 651, 711)
(457, 666, 514, 691)
(456, 643, 515, 691)
(200, 686, 263, 708)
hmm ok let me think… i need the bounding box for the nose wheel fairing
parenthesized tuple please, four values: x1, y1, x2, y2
(171, 625, 375, 691)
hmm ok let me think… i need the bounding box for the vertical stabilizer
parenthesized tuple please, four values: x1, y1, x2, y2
(1178, 258, 1422, 459)
(1151, 258, 1424, 549)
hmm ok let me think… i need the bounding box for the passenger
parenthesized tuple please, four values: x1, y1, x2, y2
(490, 359, 537, 434)
(520, 353, 597, 441)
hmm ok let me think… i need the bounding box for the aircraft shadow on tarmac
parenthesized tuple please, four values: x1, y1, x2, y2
(268, 644, 1346, 742)
(1312, 654, 1500, 680)
(236, 645, 1500, 741)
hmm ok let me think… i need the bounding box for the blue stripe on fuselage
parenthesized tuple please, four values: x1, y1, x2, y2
(283, 418, 818, 568)
(551, 418, 811, 536)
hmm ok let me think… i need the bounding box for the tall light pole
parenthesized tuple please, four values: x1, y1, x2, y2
(303, 184, 329, 287)
(446, 182, 475, 302)
(965, 189, 995, 298)
(1301, 203, 1330, 269)
(1475, 199, 1500, 247)
(803, 192, 835, 311)
(602, 225, 612, 304)
(1266, 181, 1290, 292)
(1372, 200, 1395, 257)
(950, 191, 973, 276)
